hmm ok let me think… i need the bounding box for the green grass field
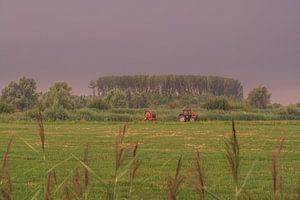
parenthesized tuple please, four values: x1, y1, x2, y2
(0, 121, 299, 199)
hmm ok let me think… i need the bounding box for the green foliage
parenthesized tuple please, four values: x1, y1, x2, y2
(106, 89, 127, 108)
(129, 92, 149, 108)
(202, 97, 230, 110)
(44, 81, 75, 110)
(44, 106, 70, 121)
(0, 101, 15, 113)
(279, 105, 300, 116)
(247, 86, 271, 109)
(228, 99, 250, 111)
(271, 103, 282, 109)
(88, 98, 111, 110)
(94, 75, 243, 98)
(1, 76, 38, 111)
(73, 95, 91, 109)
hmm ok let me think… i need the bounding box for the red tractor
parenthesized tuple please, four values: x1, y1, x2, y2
(178, 109, 198, 122)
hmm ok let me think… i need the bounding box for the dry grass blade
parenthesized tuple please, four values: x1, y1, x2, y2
(195, 149, 205, 200)
(0, 189, 11, 200)
(273, 137, 285, 199)
(129, 142, 141, 193)
(36, 110, 45, 153)
(64, 187, 73, 200)
(225, 120, 240, 186)
(1, 137, 13, 195)
(45, 170, 57, 200)
(272, 152, 278, 195)
(167, 156, 184, 200)
(115, 125, 127, 172)
(277, 138, 285, 155)
(72, 168, 82, 199)
(83, 144, 89, 191)
(297, 179, 300, 200)
(272, 137, 285, 199)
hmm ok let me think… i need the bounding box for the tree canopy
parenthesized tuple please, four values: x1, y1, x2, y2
(1, 76, 38, 110)
(247, 86, 271, 109)
(44, 81, 74, 110)
(93, 75, 243, 98)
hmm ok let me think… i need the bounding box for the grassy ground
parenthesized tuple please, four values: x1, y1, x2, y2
(0, 121, 299, 199)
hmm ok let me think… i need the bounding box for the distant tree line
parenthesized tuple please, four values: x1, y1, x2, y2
(91, 75, 244, 98)
(2, 75, 292, 121)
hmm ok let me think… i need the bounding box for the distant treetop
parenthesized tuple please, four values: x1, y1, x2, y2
(92, 75, 243, 99)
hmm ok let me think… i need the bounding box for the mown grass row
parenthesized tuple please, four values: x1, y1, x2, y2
(1, 107, 300, 122)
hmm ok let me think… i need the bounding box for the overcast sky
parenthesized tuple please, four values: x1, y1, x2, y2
(0, 0, 299, 104)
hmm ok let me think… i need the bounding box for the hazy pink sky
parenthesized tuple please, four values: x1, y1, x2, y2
(0, 0, 299, 105)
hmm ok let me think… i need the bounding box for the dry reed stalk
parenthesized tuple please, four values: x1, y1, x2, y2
(129, 142, 140, 193)
(297, 179, 300, 200)
(272, 138, 285, 199)
(83, 143, 89, 191)
(195, 149, 205, 200)
(225, 120, 240, 194)
(284, 193, 289, 200)
(44, 170, 57, 200)
(167, 157, 184, 200)
(115, 124, 127, 173)
(272, 152, 278, 195)
(36, 110, 45, 154)
(72, 168, 82, 199)
(64, 187, 73, 200)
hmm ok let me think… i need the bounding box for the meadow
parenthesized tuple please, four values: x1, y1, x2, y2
(0, 121, 299, 199)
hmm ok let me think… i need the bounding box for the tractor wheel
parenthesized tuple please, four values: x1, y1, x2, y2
(179, 115, 185, 122)
(190, 117, 195, 122)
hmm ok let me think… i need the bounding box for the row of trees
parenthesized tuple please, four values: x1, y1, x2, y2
(90, 75, 244, 98)
(0, 77, 152, 113)
(0, 76, 273, 114)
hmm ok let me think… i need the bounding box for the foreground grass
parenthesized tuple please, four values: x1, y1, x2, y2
(0, 121, 299, 199)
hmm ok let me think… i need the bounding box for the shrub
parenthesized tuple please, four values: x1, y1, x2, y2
(247, 86, 271, 109)
(229, 100, 250, 111)
(286, 105, 300, 115)
(202, 97, 230, 110)
(24, 108, 39, 119)
(88, 98, 111, 110)
(271, 103, 282, 109)
(44, 106, 70, 121)
(0, 101, 15, 113)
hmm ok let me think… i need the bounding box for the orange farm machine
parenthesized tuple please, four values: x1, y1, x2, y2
(144, 110, 157, 121)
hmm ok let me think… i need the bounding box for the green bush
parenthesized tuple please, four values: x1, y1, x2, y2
(228, 100, 250, 111)
(284, 105, 300, 115)
(202, 97, 230, 110)
(44, 106, 70, 121)
(88, 98, 111, 110)
(0, 101, 16, 113)
(24, 108, 39, 119)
